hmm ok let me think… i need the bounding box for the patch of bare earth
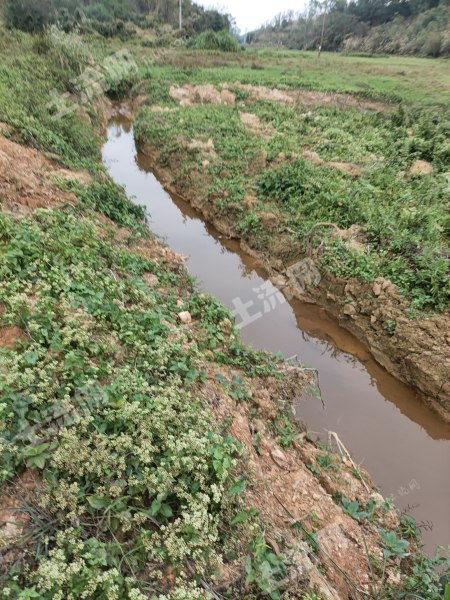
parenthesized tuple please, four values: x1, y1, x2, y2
(409, 159, 433, 175)
(0, 128, 91, 215)
(334, 224, 368, 253)
(239, 112, 275, 139)
(199, 363, 407, 598)
(295, 90, 392, 112)
(232, 82, 295, 105)
(169, 84, 236, 107)
(229, 83, 392, 112)
(0, 326, 28, 349)
(0, 471, 41, 575)
(298, 150, 364, 176)
(168, 82, 387, 113)
(160, 79, 392, 112)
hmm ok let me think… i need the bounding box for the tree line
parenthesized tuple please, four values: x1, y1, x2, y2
(247, 0, 450, 57)
(2, 0, 231, 37)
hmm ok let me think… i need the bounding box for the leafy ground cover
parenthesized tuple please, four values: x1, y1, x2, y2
(0, 193, 278, 598)
(0, 177, 447, 598)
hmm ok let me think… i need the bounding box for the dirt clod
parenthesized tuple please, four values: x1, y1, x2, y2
(178, 311, 192, 324)
(0, 326, 28, 349)
(410, 159, 433, 175)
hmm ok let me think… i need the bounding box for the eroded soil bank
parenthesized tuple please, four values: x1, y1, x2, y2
(2, 124, 446, 598)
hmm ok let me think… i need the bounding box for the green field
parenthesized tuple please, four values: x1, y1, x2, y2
(145, 48, 450, 106)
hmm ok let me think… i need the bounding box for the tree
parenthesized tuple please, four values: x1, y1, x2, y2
(4, 0, 55, 32)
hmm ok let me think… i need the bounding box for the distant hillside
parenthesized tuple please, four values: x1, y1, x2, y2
(247, 0, 450, 57)
(1, 0, 231, 37)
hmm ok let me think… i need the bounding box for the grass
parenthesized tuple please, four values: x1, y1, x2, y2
(129, 46, 450, 107)
(0, 28, 99, 170)
(79, 32, 450, 106)
(0, 200, 267, 598)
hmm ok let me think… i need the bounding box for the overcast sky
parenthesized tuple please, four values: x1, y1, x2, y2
(195, 1, 306, 33)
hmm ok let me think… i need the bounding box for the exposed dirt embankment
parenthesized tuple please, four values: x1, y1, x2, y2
(201, 365, 404, 598)
(0, 123, 89, 213)
(137, 140, 450, 423)
(286, 271, 450, 419)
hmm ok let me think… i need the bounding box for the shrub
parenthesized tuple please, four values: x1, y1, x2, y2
(81, 2, 114, 22)
(4, 0, 55, 33)
(192, 30, 240, 52)
(423, 31, 442, 56)
(46, 25, 90, 78)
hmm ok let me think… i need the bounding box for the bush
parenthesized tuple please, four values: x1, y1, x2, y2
(45, 26, 90, 78)
(192, 30, 240, 52)
(423, 31, 442, 56)
(81, 2, 114, 22)
(4, 0, 55, 33)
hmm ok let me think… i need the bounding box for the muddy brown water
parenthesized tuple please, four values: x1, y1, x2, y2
(103, 118, 450, 554)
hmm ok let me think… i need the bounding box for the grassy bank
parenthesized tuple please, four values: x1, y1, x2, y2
(133, 61, 449, 313)
(0, 28, 449, 599)
(0, 192, 288, 598)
